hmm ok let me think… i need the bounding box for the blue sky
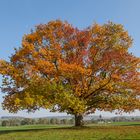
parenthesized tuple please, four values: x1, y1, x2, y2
(0, 0, 140, 117)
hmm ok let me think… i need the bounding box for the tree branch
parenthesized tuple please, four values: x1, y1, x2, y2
(84, 75, 112, 99)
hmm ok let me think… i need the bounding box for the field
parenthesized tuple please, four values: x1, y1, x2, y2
(0, 122, 140, 140)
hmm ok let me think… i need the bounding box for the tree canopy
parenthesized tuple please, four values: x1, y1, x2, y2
(0, 20, 140, 126)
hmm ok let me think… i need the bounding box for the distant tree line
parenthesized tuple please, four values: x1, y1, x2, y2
(88, 116, 140, 124)
(0, 118, 75, 126)
(1, 115, 140, 126)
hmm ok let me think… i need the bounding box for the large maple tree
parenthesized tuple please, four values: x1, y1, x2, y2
(0, 20, 140, 126)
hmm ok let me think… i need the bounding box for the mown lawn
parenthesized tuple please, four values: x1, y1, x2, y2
(0, 123, 140, 140)
(88, 121, 140, 126)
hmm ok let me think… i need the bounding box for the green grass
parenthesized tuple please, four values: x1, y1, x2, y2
(0, 123, 140, 140)
(109, 121, 140, 126)
(0, 124, 70, 131)
(87, 121, 140, 126)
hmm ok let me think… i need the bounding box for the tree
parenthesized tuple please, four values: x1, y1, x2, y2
(20, 118, 33, 125)
(9, 119, 21, 126)
(50, 118, 56, 124)
(69, 118, 74, 124)
(55, 118, 60, 124)
(60, 119, 68, 125)
(1, 120, 10, 126)
(38, 118, 49, 124)
(0, 20, 140, 126)
(99, 114, 102, 122)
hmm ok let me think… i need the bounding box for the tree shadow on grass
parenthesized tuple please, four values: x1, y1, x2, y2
(0, 126, 75, 135)
(120, 124, 140, 126)
(1, 124, 140, 136)
(0, 125, 101, 135)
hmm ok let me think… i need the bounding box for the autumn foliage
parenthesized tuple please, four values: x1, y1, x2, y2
(0, 20, 140, 126)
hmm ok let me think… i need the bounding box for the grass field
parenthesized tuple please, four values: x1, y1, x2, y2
(0, 122, 140, 140)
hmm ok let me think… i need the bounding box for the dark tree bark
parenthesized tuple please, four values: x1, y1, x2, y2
(75, 114, 84, 126)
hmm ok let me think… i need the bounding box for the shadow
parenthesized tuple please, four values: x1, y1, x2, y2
(0, 128, 47, 135)
(1, 124, 140, 136)
(0, 126, 74, 135)
(0, 125, 101, 136)
(120, 124, 140, 126)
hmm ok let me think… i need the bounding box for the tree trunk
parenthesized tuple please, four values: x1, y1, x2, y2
(75, 114, 84, 127)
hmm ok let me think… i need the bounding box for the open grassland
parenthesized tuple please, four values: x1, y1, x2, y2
(0, 122, 140, 140)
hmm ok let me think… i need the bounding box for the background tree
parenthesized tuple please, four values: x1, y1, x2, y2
(37, 118, 49, 125)
(60, 119, 68, 125)
(1, 120, 10, 126)
(0, 20, 140, 126)
(50, 118, 57, 125)
(69, 118, 75, 125)
(9, 119, 21, 126)
(20, 118, 33, 125)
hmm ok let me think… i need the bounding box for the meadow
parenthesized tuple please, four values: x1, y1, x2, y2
(0, 122, 140, 140)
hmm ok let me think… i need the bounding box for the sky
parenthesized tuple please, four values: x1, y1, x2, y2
(0, 0, 140, 118)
